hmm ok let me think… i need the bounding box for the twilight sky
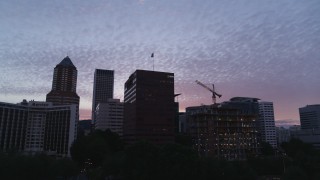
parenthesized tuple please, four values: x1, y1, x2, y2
(0, 0, 319, 126)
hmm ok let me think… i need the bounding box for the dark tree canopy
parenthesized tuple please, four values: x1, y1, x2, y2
(70, 129, 124, 169)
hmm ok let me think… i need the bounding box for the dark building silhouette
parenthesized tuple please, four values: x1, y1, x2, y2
(299, 104, 320, 130)
(124, 70, 175, 144)
(92, 69, 114, 124)
(46, 56, 79, 106)
(78, 119, 92, 136)
(294, 104, 320, 149)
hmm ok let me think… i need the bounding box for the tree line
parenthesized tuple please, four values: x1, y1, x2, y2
(1, 130, 320, 180)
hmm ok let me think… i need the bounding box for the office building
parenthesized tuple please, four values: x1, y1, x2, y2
(44, 103, 77, 157)
(46, 56, 80, 106)
(258, 102, 277, 148)
(124, 70, 175, 144)
(299, 104, 320, 130)
(24, 101, 48, 153)
(92, 69, 114, 124)
(95, 99, 123, 136)
(0, 101, 28, 152)
(291, 129, 320, 149)
(0, 100, 77, 157)
(185, 97, 260, 160)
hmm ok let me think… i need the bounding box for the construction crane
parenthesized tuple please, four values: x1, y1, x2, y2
(195, 80, 222, 104)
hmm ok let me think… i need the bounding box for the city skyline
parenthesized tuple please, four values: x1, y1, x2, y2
(1, 0, 320, 126)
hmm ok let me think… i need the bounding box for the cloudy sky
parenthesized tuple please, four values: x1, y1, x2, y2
(0, 0, 319, 126)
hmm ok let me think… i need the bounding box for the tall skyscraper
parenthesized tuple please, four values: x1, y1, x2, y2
(258, 101, 277, 148)
(299, 104, 320, 130)
(92, 69, 114, 123)
(124, 70, 175, 144)
(46, 56, 79, 106)
(44, 56, 79, 157)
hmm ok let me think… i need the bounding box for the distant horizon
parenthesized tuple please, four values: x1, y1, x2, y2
(78, 111, 301, 128)
(0, 92, 302, 128)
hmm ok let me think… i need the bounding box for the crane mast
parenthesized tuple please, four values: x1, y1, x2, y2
(195, 80, 222, 104)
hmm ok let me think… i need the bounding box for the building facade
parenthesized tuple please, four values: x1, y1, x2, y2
(185, 97, 260, 160)
(0, 100, 77, 157)
(258, 102, 277, 148)
(276, 127, 291, 145)
(0, 102, 28, 152)
(95, 99, 123, 136)
(24, 101, 49, 153)
(179, 112, 187, 133)
(92, 69, 114, 124)
(291, 129, 320, 149)
(299, 104, 320, 130)
(46, 56, 80, 106)
(44, 104, 77, 157)
(124, 70, 175, 144)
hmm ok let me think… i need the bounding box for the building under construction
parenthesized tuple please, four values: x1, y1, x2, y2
(186, 97, 260, 160)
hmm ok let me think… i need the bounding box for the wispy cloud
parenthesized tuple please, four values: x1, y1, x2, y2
(0, 0, 319, 122)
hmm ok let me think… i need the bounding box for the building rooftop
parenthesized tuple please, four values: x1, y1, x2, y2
(57, 56, 75, 67)
(230, 97, 260, 102)
(301, 104, 320, 108)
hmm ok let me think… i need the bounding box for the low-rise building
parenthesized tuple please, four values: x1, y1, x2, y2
(95, 99, 123, 136)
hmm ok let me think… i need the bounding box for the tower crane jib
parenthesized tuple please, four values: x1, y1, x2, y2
(195, 80, 222, 104)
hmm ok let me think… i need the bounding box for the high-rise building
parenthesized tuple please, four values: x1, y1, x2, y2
(258, 102, 277, 148)
(124, 70, 175, 144)
(24, 101, 48, 153)
(299, 104, 320, 130)
(0, 100, 77, 157)
(44, 103, 77, 157)
(46, 56, 80, 106)
(0, 101, 28, 152)
(92, 69, 114, 124)
(95, 99, 123, 136)
(185, 97, 260, 160)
